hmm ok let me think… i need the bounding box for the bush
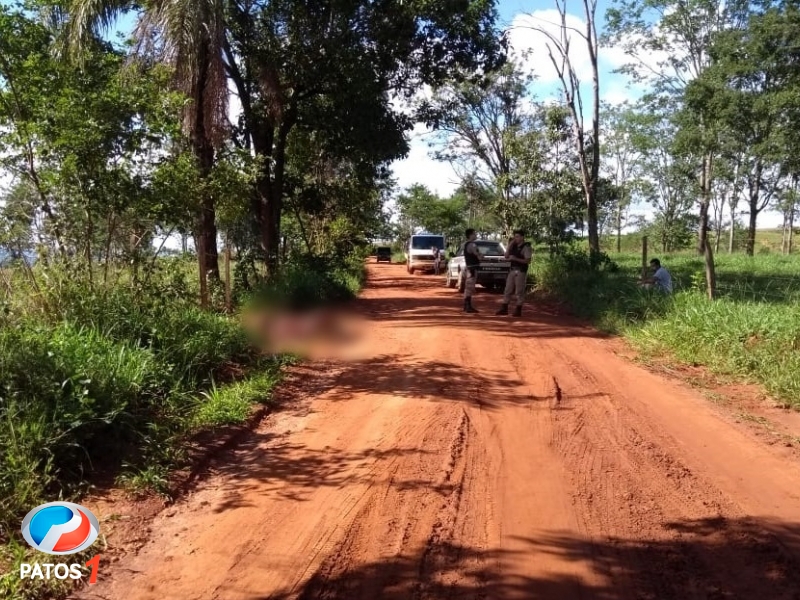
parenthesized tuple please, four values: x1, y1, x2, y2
(534, 246, 670, 332)
(248, 252, 367, 311)
(0, 322, 158, 524)
(539, 249, 800, 408)
(0, 273, 264, 537)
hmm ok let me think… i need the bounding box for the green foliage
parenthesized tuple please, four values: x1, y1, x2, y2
(630, 295, 800, 404)
(534, 245, 669, 332)
(192, 370, 281, 429)
(0, 268, 268, 542)
(249, 252, 367, 311)
(394, 184, 467, 248)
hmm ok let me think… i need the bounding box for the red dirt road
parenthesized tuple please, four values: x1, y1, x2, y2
(74, 263, 800, 600)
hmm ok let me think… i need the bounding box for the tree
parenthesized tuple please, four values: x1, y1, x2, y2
(419, 62, 585, 249)
(601, 102, 643, 253)
(776, 176, 799, 254)
(604, 0, 748, 294)
(0, 6, 185, 282)
(625, 100, 697, 253)
(224, 0, 505, 276)
(59, 0, 229, 305)
(417, 60, 532, 236)
(525, 0, 602, 255)
(0, 181, 37, 259)
(690, 1, 797, 256)
(394, 184, 466, 250)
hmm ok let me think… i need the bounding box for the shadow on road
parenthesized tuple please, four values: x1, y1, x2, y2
(322, 354, 604, 408)
(208, 436, 438, 509)
(243, 516, 800, 600)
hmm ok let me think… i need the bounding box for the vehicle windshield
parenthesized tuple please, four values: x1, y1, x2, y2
(476, 242, 505, 256)
(377, 247, 391, 253)
(410, 236, 445, 250)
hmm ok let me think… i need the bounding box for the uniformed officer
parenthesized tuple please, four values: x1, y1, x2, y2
(462, 228, 480, 313)
(496, 229, 532, 317)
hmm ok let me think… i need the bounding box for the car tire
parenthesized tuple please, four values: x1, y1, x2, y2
(446, 269, 456, 288)
(458, 270, 465, 294)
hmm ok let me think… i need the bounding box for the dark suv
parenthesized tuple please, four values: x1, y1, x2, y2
(376, 247, 392, 263)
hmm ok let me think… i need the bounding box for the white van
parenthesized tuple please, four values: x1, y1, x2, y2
(406, 233, 446, 274)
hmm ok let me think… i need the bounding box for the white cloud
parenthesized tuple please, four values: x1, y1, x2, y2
(392, 132, 460, 197)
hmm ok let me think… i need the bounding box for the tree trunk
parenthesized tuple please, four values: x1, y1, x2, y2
(782, 211, 789, 254)
(728, 209, 736, 253)
(745, 161, 762, 257)
(704, 236, 716, 300)
(746, 207, 758, 257)
(790, 176, 798, 255)
(697, 152, 713, 256)
(191, 50, 220, 306)
(728, 158, 741, 254)
(712, 177, 726, 256)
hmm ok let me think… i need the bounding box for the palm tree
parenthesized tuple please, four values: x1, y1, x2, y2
(56, 0, 228, 304)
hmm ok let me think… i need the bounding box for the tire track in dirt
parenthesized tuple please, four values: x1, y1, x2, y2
(512, 334, 800, 599)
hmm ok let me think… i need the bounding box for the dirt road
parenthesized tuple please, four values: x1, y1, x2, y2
(75, 263, 800, 600)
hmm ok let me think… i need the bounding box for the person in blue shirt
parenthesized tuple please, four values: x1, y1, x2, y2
(641, 258, 673, 294)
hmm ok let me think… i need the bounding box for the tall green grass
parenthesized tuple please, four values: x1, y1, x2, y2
(534, 248, 800, 408)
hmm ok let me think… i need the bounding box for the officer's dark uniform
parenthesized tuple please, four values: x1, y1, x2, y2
(462, 240, 480, 313)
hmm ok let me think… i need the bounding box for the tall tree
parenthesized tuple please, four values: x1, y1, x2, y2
(601, 102, 642, 253)
(59, 0, 229, 305)
(626, 99, 697, 253)
(525, 0, 602, 255)
(225, 0, 505, 275)
(690, 0, 796, 255)
(604, 0, 747, 294)
(414, 60, 532, 236)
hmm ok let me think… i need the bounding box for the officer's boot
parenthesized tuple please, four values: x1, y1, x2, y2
(513, 305, 523, 317)
(465, 297, 478, 313)
(495, 303, 509, 315)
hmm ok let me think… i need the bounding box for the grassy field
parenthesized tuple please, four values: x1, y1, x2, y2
(532, 245, 800, 409)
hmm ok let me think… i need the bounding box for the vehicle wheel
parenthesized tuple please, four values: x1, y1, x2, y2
(458, 271, 465, 294)
(409, 266, 415, 275)
(446, 269, 456, 288)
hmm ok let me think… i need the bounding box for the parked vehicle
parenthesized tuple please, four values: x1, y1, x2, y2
(375, 247, 392, 263)
(406, 233, 445, 274)
(445, 240, 511, 292)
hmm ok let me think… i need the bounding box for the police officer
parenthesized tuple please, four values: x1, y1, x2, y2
(496, 229, 532, 317)
(462, 228, 480, 313)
